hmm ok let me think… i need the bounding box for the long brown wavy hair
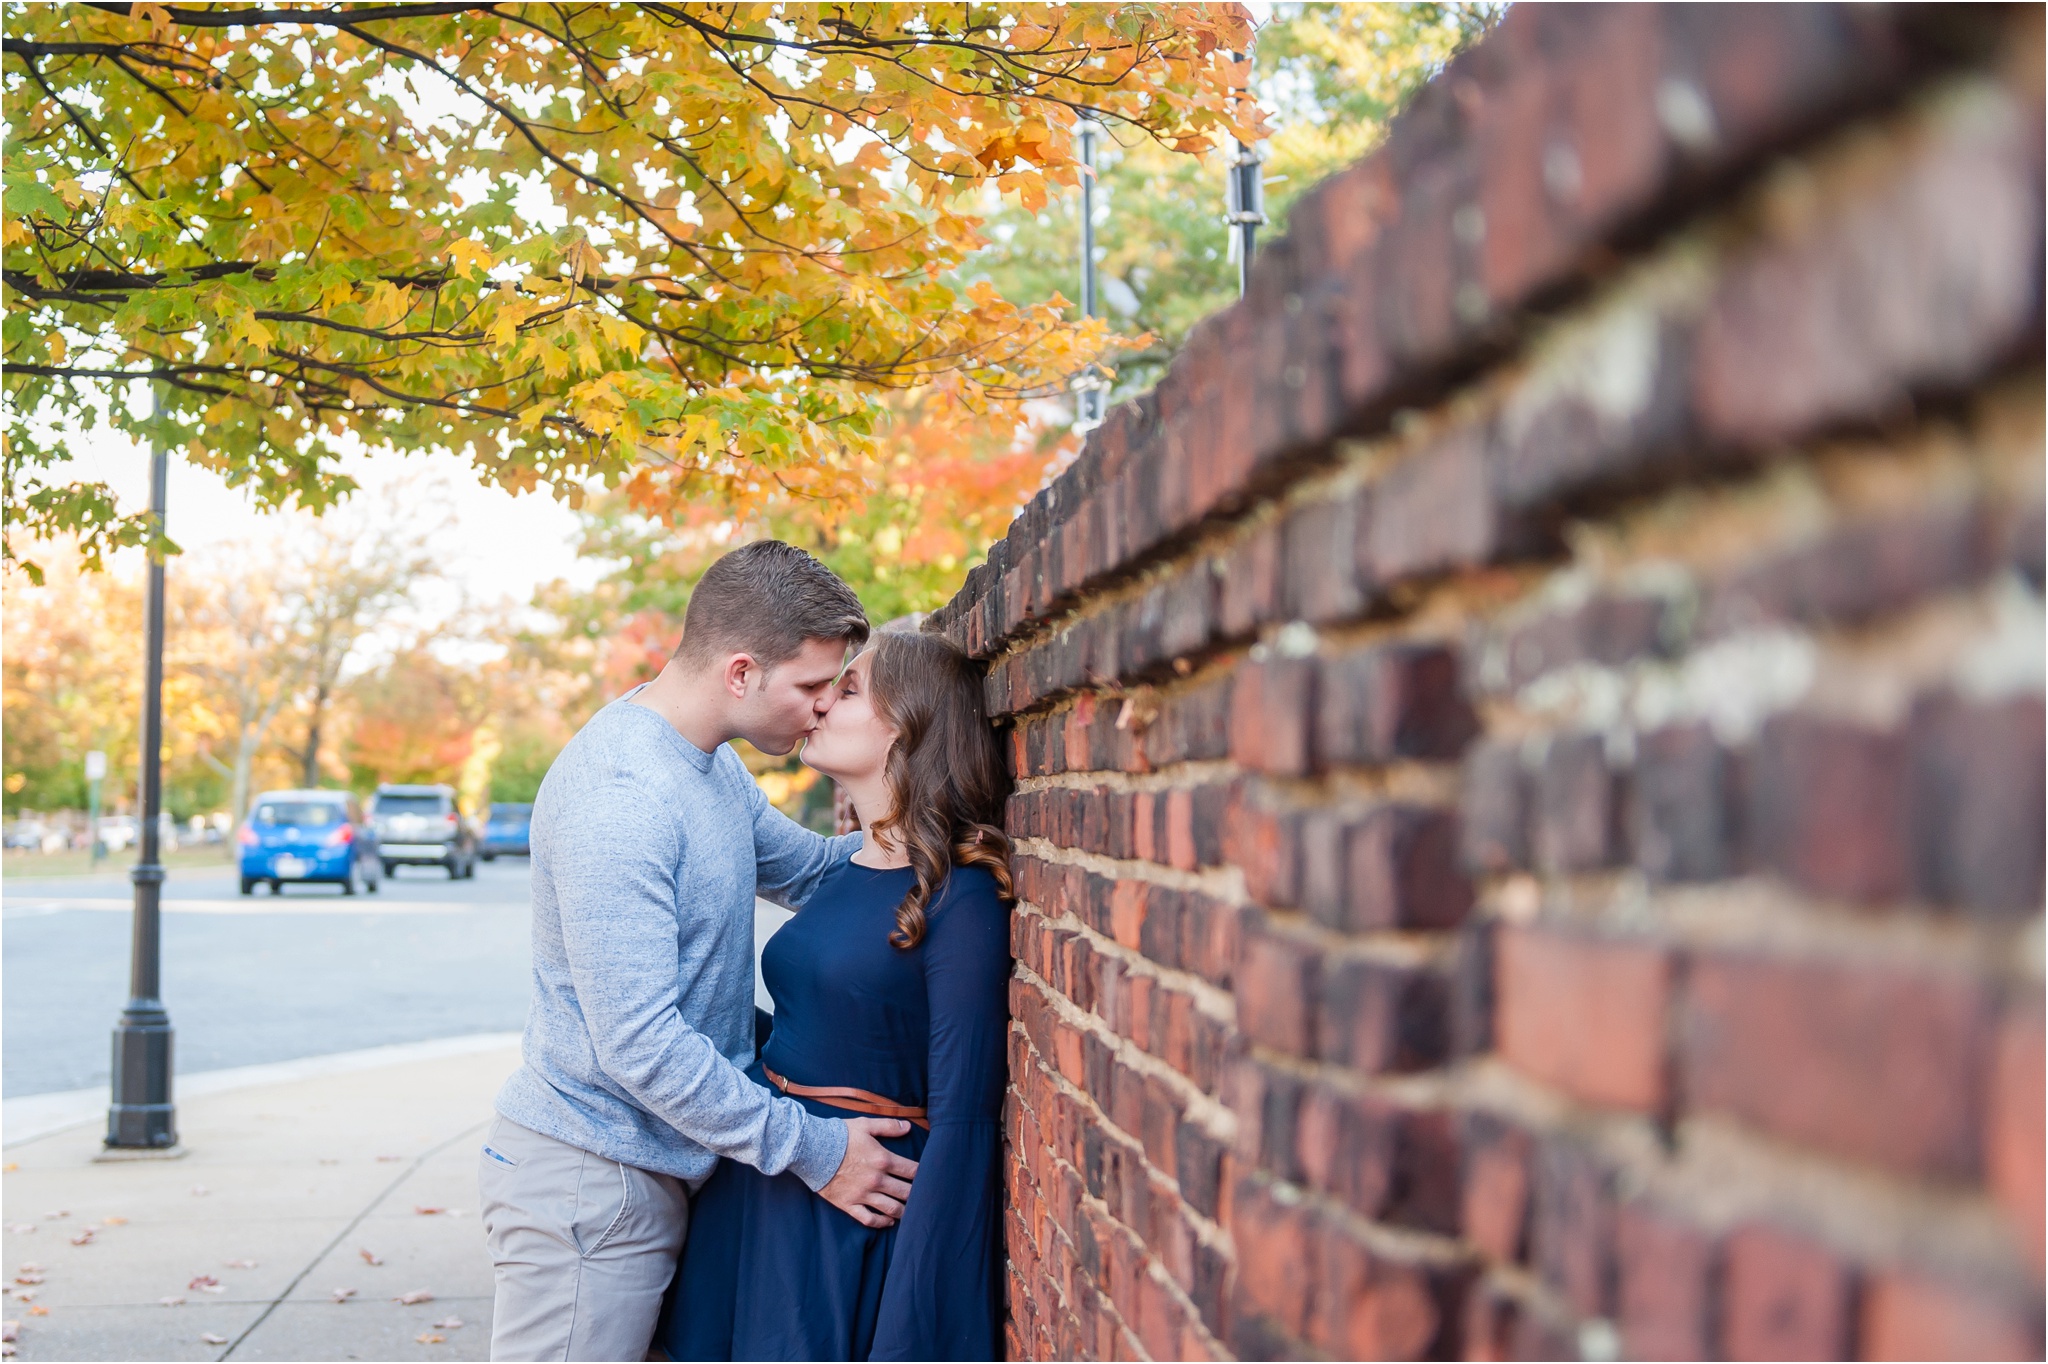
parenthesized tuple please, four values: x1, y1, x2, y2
(862, 631, 1015, 949)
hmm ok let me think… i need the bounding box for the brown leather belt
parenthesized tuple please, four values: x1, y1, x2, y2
(765, 1066, 929, 1131)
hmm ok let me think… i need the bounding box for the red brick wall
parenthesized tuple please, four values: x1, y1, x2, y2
(927, 5, 2045, 1359)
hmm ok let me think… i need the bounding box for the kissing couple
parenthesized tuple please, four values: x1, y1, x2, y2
(476, 540, 1011, 1361)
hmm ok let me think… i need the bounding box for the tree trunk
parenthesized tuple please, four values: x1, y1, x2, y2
(299, 681, 329, 787)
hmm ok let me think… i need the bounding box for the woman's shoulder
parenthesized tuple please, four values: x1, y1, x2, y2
(939, 861, 1006, 904)
(927, 862, 1010, 934)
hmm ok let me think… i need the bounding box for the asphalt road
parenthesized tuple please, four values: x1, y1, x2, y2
(3, 854, 798, 1101)
(2, 855, 538, 1099)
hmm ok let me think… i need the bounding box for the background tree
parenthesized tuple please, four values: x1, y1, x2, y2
(173, 547, 301, 828)
(3, 2, 1257, 579)
(1, 541, 141, 812)
(279, 490, 441, 787)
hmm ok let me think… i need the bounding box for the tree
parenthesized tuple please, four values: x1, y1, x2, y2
(174, 547, 302, 825)
(3, 3, 1258, 578)
(1, 541, 141, 812)
(278, 491, 440, 786)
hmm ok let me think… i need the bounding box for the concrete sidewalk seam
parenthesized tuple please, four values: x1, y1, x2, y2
(216, 1118, 491, 1363)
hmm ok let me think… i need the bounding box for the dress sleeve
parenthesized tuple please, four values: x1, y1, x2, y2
(870, 869, 1011, 1362)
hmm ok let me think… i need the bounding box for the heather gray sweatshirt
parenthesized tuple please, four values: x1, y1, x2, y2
(494, 691, 856, 1189)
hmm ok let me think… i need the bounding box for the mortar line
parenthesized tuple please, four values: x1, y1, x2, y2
(217, 1118, 489, 1362)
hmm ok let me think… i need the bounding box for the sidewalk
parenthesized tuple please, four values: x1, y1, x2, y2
(1, 1040, 521, 1361)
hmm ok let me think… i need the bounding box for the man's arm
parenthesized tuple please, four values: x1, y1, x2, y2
(552, 780, 847, 1190)
(746, 772, 861, 910)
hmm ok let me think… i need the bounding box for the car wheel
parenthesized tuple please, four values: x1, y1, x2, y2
(239, 877, 254, 896)
(482, 852, 496, 863)
(268, 880, 282, 895)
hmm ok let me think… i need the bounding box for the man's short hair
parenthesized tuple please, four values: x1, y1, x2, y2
(672, 540, 869, 670)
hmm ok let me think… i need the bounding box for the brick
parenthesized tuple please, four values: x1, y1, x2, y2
(1217, 520, 1283, 640)
(1364, 425, 1501, 582)
(1317, 642, 1480, 767)
(1295, 1084, 1459, 1232)
(1680, 951, 1994, 1178)
(1910, 692, 2046, 915)
(1228, 1174, 1314, 1345)
(1987, 1003, 2046, 1270)
(1450, 918, 1496, 1058)
(1749, 712, 1912, 903)
(1237, 928, 1320, 1058)
(1616, 1202, 1719, 1362)
(1496, 924, 1672, 1112)
(1721, 1224, 1852, 1362)
(1458, 1111, 1532, 1265)
(1532, 731, 1622, 873)
(1313, 1222, 1444, 1361)
(1281, 494, 1368, 625)
(1303, 804, 1473, 933)
(1318, 955, 1450, 1074)
(1859, 1266, 2043, 1363)
(1531, 1139, 1614, 1320)
(1631, 722, 1735, 882)
(1703, 501, 1994, 634)
(1460, 739, 1528, 874)
(1229, 656, 1317, 776)
(1497, 594, 1671, 690)
(1692, 77, 2040, 451)
(1232, 797, 1302, 910)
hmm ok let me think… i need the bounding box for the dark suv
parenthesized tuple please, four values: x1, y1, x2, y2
(369, 783, 478, 880)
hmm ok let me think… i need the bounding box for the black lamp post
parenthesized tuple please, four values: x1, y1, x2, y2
(106, 413, 177, 1151)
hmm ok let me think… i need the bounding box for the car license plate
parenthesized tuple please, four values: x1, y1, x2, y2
(274, 855, 309, 878)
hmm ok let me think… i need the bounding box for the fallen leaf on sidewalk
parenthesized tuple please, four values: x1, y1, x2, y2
(328, 1289, 355, 1303)
(99, 1217, 126, 1227)
(411, 1206, 445, 1216)
(222, 1259, 258, 1270)
(24, 1309, 44, 1318)
(431, 1316, 464, 1330)
(2, 1341, 13, 1356)
(2, 1320, 17, 1341)
(4, 1227, 32, 1236)
(187, 1275, 223, 1294)
(394, 1290, 433, 1305)
(358, 1249, 383, 1266)
(375, 1155, 404, 1163)
(39, 1213, 65, 1221)
(201, 1332, 229, 1346)
(11, 1276, 42, 1288)
(415, 1333, 445, 1345)
(8, 1294, 34, 1306)
(67, 1230, 94, 1247)
(2, 1165, 15, 1173)
(158, 1297, 184, 1307)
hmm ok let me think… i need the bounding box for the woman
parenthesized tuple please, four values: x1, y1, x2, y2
(658, 631, 1013, 1361)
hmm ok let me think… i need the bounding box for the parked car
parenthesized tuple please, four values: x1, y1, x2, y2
(237, 790, 381, 895)
(479, 802, 533, 860)
(370, 783, 477, 879)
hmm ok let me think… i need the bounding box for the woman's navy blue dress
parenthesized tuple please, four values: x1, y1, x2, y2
(658, 858, 1009, 1361)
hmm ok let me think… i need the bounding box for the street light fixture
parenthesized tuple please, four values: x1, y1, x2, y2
(105, 398, 178, 1152)
(1071, 116, 1109, 436)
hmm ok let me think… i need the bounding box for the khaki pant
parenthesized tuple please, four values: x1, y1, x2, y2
(477, 1117, 690, 1361)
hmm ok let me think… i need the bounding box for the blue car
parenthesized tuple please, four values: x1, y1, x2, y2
(237, 790, 380, 895)
(480, 802, 532, 861)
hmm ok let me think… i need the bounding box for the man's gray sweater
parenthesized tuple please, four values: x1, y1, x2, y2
(495, 692, 856, 1189)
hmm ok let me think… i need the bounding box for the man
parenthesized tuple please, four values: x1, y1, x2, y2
(478, 541, 917, 1361)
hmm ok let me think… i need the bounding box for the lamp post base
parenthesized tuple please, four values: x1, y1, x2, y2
(106, 1006, 176, 1150)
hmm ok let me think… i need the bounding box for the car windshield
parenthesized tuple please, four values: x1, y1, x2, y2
(489, 805, 532, 821)
(253, 801, 343, 827)
(375, 795, 446, 816)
